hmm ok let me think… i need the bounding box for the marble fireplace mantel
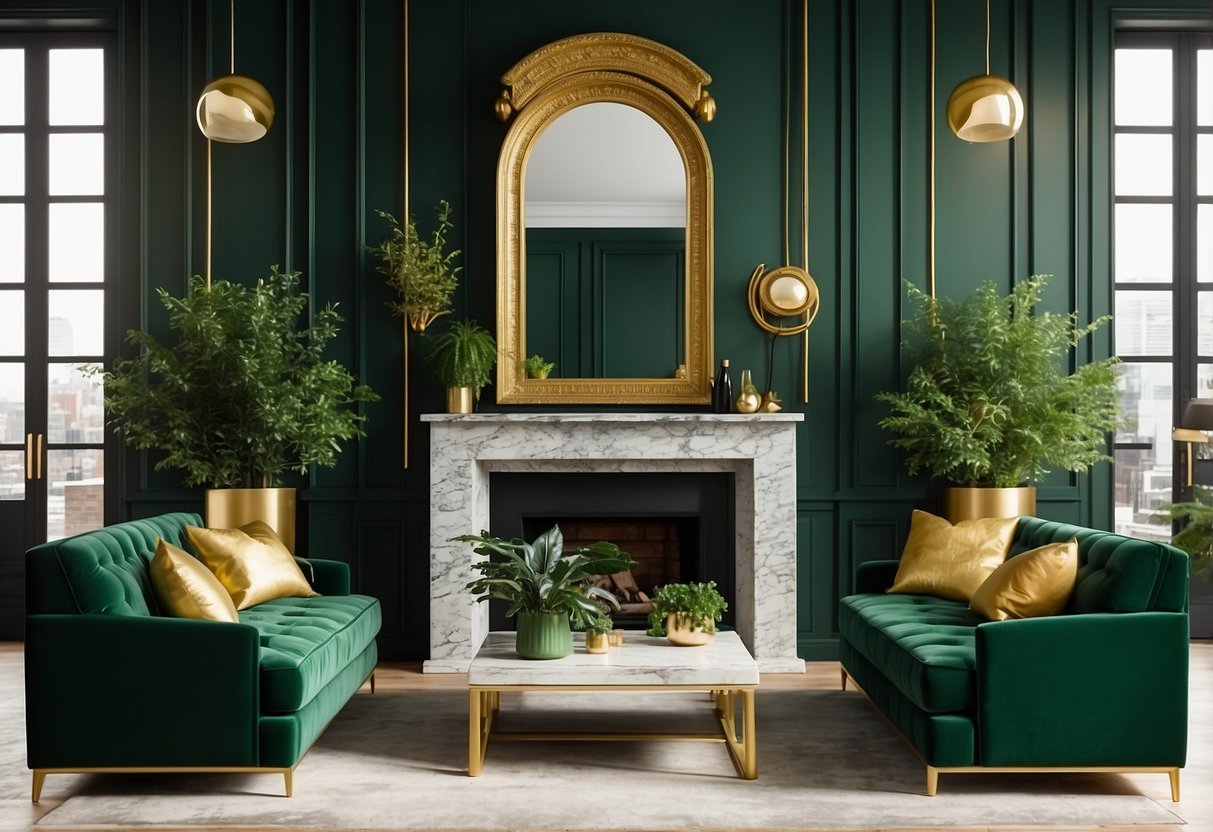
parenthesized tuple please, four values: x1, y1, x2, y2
(421, 412, 805, 673)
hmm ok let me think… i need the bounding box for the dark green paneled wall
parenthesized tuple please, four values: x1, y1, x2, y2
(107, 0, 1208, 659)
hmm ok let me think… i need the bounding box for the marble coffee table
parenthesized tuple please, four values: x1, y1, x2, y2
(466, 630, 759, 778)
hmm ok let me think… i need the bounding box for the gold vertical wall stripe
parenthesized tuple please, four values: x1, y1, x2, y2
(228, 0, 235, 74)
(402, 0, 410, 470)
(802, 0, 809, 404)
(929, 0, 937, 299)
(205, 138, 212, 288)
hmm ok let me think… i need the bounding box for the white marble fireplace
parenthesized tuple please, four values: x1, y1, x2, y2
(421, 412, 804, 673)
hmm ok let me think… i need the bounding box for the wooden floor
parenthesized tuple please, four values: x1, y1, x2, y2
(7, 641, 1209, 832)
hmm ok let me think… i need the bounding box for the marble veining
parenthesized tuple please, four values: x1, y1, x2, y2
(423, 412, 804, 673)
(468, 631, 760, 686)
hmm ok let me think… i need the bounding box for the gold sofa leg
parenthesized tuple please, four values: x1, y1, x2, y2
(1169, 768, 1180, 802)
(925, 765, 939, 796)
(369, 671, 376, 694)
(840, 669, 847, 690)
(283, 768, 294, 797)
(31, 770, 46, 803)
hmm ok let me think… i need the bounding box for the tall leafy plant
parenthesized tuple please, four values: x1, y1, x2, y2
(97, 268, 378, 488)
(876, 275, 1120, 487)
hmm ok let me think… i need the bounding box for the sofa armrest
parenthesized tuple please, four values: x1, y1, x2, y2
(295, 557, 350, 595)
(975, 612, 1188, 767)
(25, 614, 261, 768)
(854, 560, 899, 594)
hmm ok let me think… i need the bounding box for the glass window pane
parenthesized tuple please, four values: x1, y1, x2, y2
(0, 134, 24, 196)
(48, 203, 103, 283)
(1201, 205, 1213, 284)
(47, 448, 103, 541)
(1115, 134, 1173, 196)
(1115, 204, 1172, 283)
(1200, 50, 1212, 127)
(1199, 363, 1213, 398)
(48, 289, 103, 356)
(1199, 134, 1213, 197)
(0, 363, 23, 442)
(1115, 360, 1172, 445)
(0, 50, 23, 126)
(0, 291, 23, 356)
(0, 204, 23, 283)
(48, 134, 103, 196)
(0, 450, 24, 501)
(1115, 290, 1172, 355)
(47, 363, 104, 444)
(1115, 48, 1173, 126)
(1114, 448, 1172, 540)
(1202, 293, 1213, 357)
(48, 49, 104, 126)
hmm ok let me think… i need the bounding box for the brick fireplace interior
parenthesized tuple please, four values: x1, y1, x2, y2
(488, 472, 735, 631)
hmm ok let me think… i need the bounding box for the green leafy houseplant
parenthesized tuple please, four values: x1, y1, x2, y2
(521, 354, 555, 379)
(1157, 487, 1213, 580)
(646, 581, 728, 637)
(372, 200, 460, 332)
(876, 275, 1120, 488)
(95, 268, 378, 488)
(426, 318, 497, 399)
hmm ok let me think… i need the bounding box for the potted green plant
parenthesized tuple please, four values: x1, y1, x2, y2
(521, 354, 555, 380)
(876, 275, 1120, 521)
(646, 581, 728, 646)
(583, 612, 613, 654)
(1157, 489, 1213, 580)
(426, 318, 497, 413)
(459, 525, 636, 659)
(372, 200, 460, 333)
(94, 268, 378, 550)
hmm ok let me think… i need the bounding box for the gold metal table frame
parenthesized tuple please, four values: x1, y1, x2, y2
(468, 683, 757, 779)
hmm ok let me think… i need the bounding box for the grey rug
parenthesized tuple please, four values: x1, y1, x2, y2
(23, 684, 1181, 830)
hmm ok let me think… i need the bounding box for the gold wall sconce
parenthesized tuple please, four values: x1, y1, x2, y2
(195, 0, 275, 287)
(945, 0, 1024, 142)
(1175, 399, 1213, 489)
(747, 264, 820, 408)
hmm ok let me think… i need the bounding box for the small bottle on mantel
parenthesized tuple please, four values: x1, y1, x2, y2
(712, 359, 733, 413)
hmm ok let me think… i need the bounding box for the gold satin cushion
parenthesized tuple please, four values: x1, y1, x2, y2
(149, 538, 239, 622)
(186, 521, 318, 610)
(887, 510, 1018, 602)
(970, 538, 1079, 621)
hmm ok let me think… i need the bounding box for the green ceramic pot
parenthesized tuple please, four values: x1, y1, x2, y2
(515, 611, 573, 659)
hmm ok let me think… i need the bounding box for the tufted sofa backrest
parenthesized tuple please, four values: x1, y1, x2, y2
(1010, 516, 1189, 614)
(26, 513, 203, 617)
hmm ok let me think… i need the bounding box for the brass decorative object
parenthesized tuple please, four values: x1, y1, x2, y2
(945, 0, 1024, 143)
(585, 631, 609, 653)
(735, 370, 761, 414)
(446, 386, 473, 414)
(494, 33, 715, 405)
(205, 487, 297, 554)
(941, 485, 1036, 523)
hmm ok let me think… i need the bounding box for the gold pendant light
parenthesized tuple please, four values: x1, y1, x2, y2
(945, 0, 1023, 143)
(196, 0, 274, 143)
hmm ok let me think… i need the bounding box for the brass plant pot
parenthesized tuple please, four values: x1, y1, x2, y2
(665, 612, 715, 647)
(584, 631, 610, 654)
(446, 386, 474, 414)
(205, 487, 297, 553)
(942, 485, 1036, 523)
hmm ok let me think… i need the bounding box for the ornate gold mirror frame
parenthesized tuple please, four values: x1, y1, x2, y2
(494, 33, 715, 405)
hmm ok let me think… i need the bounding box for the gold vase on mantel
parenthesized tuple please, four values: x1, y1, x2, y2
(446, 387, 473, 414)
(942, 485, 1036, 523)
(205, 487, 297, 553)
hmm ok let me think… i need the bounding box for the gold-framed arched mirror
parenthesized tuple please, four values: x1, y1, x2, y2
(495, 33, 715, 404)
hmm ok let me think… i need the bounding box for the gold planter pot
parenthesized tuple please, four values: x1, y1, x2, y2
(584, 631, 609, 653)
(205, 487, 297, 553)
(665, 612, 716, 647)
(446, 387, 473, 414)
(942, 486, 1036, 523)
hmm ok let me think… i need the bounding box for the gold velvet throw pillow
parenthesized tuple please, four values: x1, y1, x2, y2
(887, 510, 1018, 602)
(970, 538, 1079, 621)
(186, 522, 318, 610)
(150, 538, 239, 622)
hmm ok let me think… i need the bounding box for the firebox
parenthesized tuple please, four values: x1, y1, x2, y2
(487, 472, 734, 631)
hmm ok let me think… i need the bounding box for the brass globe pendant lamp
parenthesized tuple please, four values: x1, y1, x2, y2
(195, 0, 275, 286)
(945, 0, 1024, 142)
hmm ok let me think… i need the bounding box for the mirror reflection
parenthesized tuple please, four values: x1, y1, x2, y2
(524, 102, 686, 379)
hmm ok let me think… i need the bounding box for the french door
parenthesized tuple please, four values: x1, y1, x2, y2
(0, 33, 116, 637)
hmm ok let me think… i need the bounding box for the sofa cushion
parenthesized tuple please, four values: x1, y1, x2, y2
(240, 594, 381, 713)
(839, 592, 981, 713)
(969, 539, 1078, 621)
(150, 538, 240, 622)
(187, 523, 319, 610)
(888, 510, 1017, 602)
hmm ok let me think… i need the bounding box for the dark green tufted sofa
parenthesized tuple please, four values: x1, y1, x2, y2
(839, 516, 1189, 798)
(24, 512, 381, 801)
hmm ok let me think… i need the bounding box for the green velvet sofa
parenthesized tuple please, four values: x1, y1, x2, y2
(25, 512, 381, 801)
(839, 515, 1189, 798)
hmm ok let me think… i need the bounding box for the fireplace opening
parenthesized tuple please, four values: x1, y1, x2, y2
(487, 472, 734, 632)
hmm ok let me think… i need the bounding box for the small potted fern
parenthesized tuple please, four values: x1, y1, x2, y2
(425, 318, 497, 413)
(646, 581, 728, 646)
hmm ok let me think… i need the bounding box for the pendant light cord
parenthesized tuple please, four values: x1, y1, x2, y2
(985, 0, 991, 76)
(229, 0, 235, 74)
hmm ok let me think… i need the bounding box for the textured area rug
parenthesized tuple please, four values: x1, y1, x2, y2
(25, 684, 1181, 830)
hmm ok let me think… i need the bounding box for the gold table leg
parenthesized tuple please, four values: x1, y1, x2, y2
(468, 689, 484, 776)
